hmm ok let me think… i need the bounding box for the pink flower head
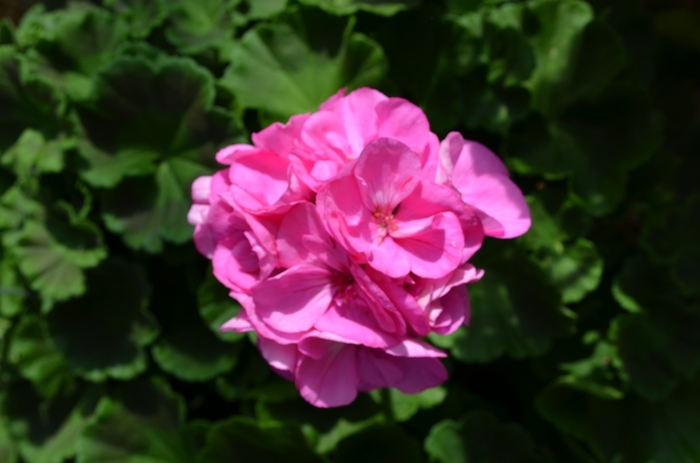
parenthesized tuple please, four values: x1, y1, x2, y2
(190, 88, 530, 408)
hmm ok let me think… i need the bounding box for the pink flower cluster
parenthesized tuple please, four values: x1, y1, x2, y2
(188, 88, 530, 407)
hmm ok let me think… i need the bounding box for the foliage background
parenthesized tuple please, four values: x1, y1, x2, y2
(0, 0, 698, 461)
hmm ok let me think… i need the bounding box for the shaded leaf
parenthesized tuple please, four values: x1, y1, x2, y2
(537, 376, 700, 463)
(425, 410, 547, 463)
(46, 258, 158, 381)
(0, 45, 66, 153)
(7, 315, 74, 399)
(221, 13, 386, 120)
(508, 85, 664, 215)
(152, 281, 242, 382)
(196, 416, 323, 463)
(1, 190, 107, 304)
(297, 0, 418, 16)
(198, 270, 244, 342)
(77, 55, 241, 252)
(430, 242, 575, 363)
(330, 424, 422, 463)
(105, 0, 168, 38)
(17, 6, 130, 100)
(3, 382, 99, 463)
(165, 0, 239, 55)
(77, 379, 197, 463)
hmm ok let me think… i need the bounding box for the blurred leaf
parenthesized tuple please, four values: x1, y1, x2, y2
(196, 416, 323, 463)
(165, 0, 239, 55)
(77, 55, 241, 252)
(1, 190, 107, 304)
(611, 255, 700, 401)
(387, 387, 447, 423)
(105, 0, 168, 38)
(198, 270, 244, 342)
(537, 376, 700, 463)
(508, 85, 664, 215)
(7, 315, 74, 399)
(77, 379, 197, 463)
(0, 416, 17, 463)
(297, 0, 418, 16)
(431, 242, 575, 363)
(152, 284, 242, 382)
(245, 0, 288, 19)
(46, 258, 158, 381)
(0, 19, 14, 45)
(221, 13, 387, 120)
(642, 196, 700, 295)
(521, 195, 602, 303)
(2, 129, 73, 182)
(0, 251, 26, 317)
(0, 45, 66, 153)
(3, 382, 99, 463)
(17, 6, 129, 101)
(525, 0, 593, 117)
(425, 410, 547, 463)
(330, 424, 422, 463)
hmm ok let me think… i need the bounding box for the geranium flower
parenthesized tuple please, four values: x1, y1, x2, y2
(189, 87, 531, 408)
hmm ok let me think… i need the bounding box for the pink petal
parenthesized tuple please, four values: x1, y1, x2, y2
(392, 357, 448, 394)
(220, 313, 253, 332)
(253, 264, 335, 333)
(215, 144, 258, 164)
(191, 176, 212, 204)
(393, 212, 464, 279)
(314, 300, 400, 349)
(432, 285, 469, 334)
(375, 97, 431, 155)
(385, 339, 447, 358)
(455, 174, 531, 238)
(188, 204, 209, 226)
(357, 348, 404, 391)
(354, 138, 421, 212)
(296, 343, 360, 408)
(258, 336, 298, 374)
(365, 267, 430, 337)
(228, 149, 290, 210)
(252, 113, 309, 155)
(277, 202, 342, 270)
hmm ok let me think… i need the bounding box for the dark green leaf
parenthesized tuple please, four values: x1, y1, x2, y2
(165, 0, 239, 55)
(221, 15, 386, 120)
(0, 45, 66, 153)
(18, 6, 130, 101)
(425, 410, 547, 463)
(46, 258, 158, 381)
(430, 242, 575, 363)
(297, 0, 418, 16)
(245, 0, 288, 19)
(198, 270, 244, 342)
(77, 55, 241, 251)
(3, 382, 99, 463)
(152, 286, 242, 382)
(1, 191, 107, 304)
(77, 379, 197, 463)
(7, 315, 75, 399)
(508, 85, 664, 215)
(330, 424, 422, 463)
(537, 377, 700, 463)
(105, 0, 168, 39)
(0, 250, 26, 317)
(196, 416, 323, 463)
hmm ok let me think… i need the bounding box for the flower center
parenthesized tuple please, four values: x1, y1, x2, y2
(373, 208, 399, 242)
